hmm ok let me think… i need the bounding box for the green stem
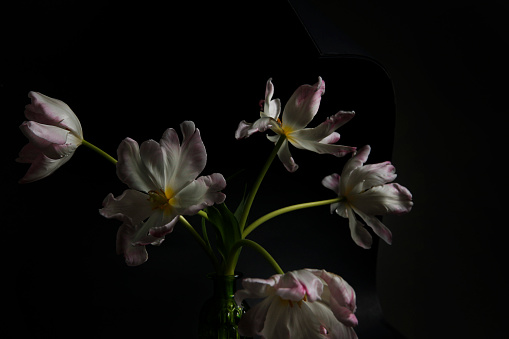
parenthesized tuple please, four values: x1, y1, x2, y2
(82, 139, 117, 165)
(179, 216, 220, 272)
(243, 197, 341, 238)
(225, 239, 284, 275)
(239, 135, 285, 232)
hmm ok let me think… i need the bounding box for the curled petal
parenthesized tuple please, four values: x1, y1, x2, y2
(340, 145, 371, 194)
(292, 111, 355, 142)
(282, 77, 325, 130)
(322, 173, 341, 195)
(276, 139, 299, 172)
(172, 173, 226, 215)
(24, 91, 83, 138)
(349, 183, 413, 216)
(116, 223, 149, 266)
(311, 269, 358, 327)
(276, 270, 324, 302)
(353, 208, 393, 245)
(16, 143, 73, 183)
(131, 209, 178, 245)
(347, 207, 373, 249)
(235, 117, 277, 139)
(99, 189, 153, 225)
(19, 121, 79, 159)
(235, 276, 280, 306)
(289, 135, 356, 157)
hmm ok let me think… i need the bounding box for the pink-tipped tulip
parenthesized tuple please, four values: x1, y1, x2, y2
(17, 92, 83, 183)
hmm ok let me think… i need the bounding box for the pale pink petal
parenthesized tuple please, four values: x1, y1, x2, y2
(160, 121, 207, 193)
(172, 173, 226, 215)
(99, 189, 153, 225)
(282, 77, 325, 130)
(347, 162, 397, 192)
(277, 270, 324, 302)
(352, 208, 393, 245)
(322, 173, 341, 195)
(340, 145, 371, 194)
(289, 136, 356, 157)
(19, 121, 79, 159)
(235, 117, 277, 139)
(139, 139, 166, 189)
(263, 78, 282, 120)
(16, 143, 73, 183)
(238, 296, 275, 337)
(276, 139, 299, 172)
(350, 183, 413, 216)
(131, 209, 177, 245)
(116, 137, 159, 192)
(116, 223, 149, 266)
(235, 276, 280, 306)
(347, 207, 373, 249)
(311, 270, 358, 327)
(24, 91, 82, 138)
(291, 111, 355, 142)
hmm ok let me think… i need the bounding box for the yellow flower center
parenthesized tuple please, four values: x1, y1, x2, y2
(148, 187, 176, 214)
(277, 118, 295, 142)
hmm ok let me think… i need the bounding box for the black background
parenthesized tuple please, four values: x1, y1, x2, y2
(2, 0, 505, 338)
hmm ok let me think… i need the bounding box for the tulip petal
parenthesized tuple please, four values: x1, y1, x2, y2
(350, 183, 413, 216)
(131, 209, 178, 245)
(139, 139, 167, 189)
(277, 270, 324, 302)
(353, 208, 393, 245)
(340, 145, 371, 194)
(116, 137, 158, 192)
(322, 173, 341, 195)
(99, 189, 153, 226)
(347, 207, 373, 249)
(276, 139, 299, 172)
(116, 223, 149, 266)
(282, 77, 325, 130)
(24, 91, 83, 138)
(160, 122, 207, 193)
(291, 111, 355, 142)
(311, 270, 358, 327)
(289, 136, 356, 157)
(172, 173, 226, 215)
(16, 143, 73, 183)
(19, 121, 79, 159)
(238, 296, 275, 337)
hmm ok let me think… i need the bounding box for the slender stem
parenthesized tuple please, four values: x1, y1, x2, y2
(179, 216, 220, 272)
(82, 139, 118, 165)
(243, 198, 341, 238)
(239, 135, 285, 232)
(225, 239, 284, 275)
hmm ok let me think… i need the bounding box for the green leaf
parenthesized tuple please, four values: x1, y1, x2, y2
(204, 203, 243, 263)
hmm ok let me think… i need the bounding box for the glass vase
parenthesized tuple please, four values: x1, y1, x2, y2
(198, 273, 250, 339)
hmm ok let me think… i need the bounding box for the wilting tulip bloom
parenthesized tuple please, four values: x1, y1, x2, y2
(235, 269, 358, 339)
(235, 77, 355, 172)
(100, 121, 226, 266)
(17, 91, 83, 183)
(322, 145, 413, 249)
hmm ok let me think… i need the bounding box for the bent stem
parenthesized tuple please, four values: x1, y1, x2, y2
(225, 239, 284, 276)
(179, 216, 220, 272)
(239, 135, 285, 232)
(82, 139, 118, 165)
(243, 197, 342, 238)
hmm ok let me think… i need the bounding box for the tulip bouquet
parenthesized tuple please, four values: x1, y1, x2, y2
(17, 77, 413, 338)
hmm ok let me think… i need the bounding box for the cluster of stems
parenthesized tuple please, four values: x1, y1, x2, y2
(83, 136, 340, 277)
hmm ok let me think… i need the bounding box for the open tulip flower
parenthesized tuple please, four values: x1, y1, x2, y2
(17, 91, 84, 183)
(100, 121, 226, 266)
(322, 145, 413, 249)
(234, 269, 358, 339)
(235, 77, 356, 172)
